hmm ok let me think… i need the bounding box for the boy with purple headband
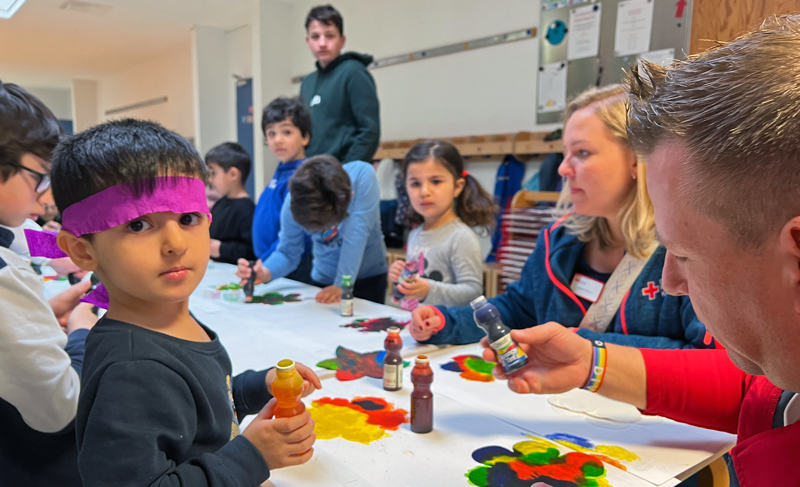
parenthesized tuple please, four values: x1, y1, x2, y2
(51, 119, 320, 486)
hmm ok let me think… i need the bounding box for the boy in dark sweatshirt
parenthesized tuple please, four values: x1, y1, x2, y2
(206, 142, 256, 264)
(300, 4, 380, 163)
(51, 119, 320, 486)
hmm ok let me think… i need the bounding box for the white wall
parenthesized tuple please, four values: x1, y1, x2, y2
(72, 79, 98, 132)
(282, 0, 552, 195)
(227, 23, 253, 153)
(24, 86, 72, 120)
(96, 39, 195, 139)
(192, 25, 234, 155)
(252, 0, 296, 197)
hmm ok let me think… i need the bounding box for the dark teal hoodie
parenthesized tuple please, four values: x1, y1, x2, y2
(299, 52, 380, 163)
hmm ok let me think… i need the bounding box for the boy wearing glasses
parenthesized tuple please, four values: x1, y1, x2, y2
(0, 81, 97, 486)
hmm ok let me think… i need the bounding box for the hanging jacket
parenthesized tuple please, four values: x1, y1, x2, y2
(299, 52, 380, 163)
(424, 218, 716, 349)
(489, 155, 526, 262)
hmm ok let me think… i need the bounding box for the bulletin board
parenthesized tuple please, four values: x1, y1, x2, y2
(537, 0, 692, 124)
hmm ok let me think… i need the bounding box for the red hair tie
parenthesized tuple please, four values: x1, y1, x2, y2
(462, 170, 469, 178)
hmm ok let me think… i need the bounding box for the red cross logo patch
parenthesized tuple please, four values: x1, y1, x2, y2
(642, 281, 660, 300)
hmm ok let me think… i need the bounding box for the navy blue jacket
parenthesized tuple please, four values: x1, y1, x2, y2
(252, 158, 308, 262)
(425, 220, 716, 349)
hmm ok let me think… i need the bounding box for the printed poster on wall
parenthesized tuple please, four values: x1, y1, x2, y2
(614, 0, 654, 56)
(568, 3, 602, 60)
(537, 62, 568, 113)
(639, 47, 676, 67)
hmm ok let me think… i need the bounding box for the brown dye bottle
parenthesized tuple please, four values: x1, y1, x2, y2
(383, 326, 403, 391)
(410, 355, 433, 433)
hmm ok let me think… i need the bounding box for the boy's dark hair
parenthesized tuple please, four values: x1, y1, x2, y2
(51, 119, 206, 213)
(402, 140, 498, 235)
(289, 154, 351, 232)
(305, 5, 343, 35)
(0, 80, 62, 181)
(261, 97, 312, 141)
(205, 142, 251, 182)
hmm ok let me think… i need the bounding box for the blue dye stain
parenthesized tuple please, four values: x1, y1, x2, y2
(472, 445, 516, 463)
(545, 433, 595, 449)
(440, 362, 463, 372)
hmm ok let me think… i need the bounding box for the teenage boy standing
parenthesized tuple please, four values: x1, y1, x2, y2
(300, 4, 380, 163)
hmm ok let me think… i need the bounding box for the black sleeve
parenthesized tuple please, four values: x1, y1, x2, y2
(77, 361, 270, 487)
(64, 328, 90, 378)
(218, 200, 256, 263)
(232, 368, 273, 421)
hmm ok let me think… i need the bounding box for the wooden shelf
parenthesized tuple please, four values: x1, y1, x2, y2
(373, 131, 562, 161)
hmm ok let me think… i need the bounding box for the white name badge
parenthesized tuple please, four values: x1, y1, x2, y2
(570, 273, 605, 303)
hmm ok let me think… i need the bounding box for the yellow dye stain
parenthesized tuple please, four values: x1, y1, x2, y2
(594, 445, 640, 462)
(514, 438, 560, 455)
(309, 403, 388, 445)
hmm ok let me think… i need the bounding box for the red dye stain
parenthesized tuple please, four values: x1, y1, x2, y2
(314, 396, 409, 429)
(340, 317, 410, 333)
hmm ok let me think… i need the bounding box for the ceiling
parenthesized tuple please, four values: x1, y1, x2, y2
(0, 0, 256, 87)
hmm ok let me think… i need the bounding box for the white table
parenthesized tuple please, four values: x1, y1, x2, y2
(46, 261, 736, 487)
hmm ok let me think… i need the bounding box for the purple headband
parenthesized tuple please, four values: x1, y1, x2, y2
(26, 176, 210, 308)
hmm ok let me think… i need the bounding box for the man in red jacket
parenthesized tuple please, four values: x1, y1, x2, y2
(484, 15, 800, 486)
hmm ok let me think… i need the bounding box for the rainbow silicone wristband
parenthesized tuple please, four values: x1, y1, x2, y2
(582, 339, 607, 393)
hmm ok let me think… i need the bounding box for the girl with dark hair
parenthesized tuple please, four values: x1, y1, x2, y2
(388, 140, 498, 310)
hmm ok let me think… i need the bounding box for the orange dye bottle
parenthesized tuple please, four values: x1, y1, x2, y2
(410, 355, 433, 433)
(272, 359, 306, 418)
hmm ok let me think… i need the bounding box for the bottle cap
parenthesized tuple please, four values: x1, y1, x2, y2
(276, 359, 296, 371)
(415, 355, 429, 365)
(469, 295, 488, 310)
(387, 326, 400, 335)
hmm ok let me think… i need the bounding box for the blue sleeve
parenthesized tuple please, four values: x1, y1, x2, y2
(335, 164, 380, 286)
(341, 70, 380, 163)
(231, 369, 273, 421)
(422, 237, 544, 345)
(65, 328, 90, 378)
(262, 196, 306, 280)
(77, 361, 270, 487)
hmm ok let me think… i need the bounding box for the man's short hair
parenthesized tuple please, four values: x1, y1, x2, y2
(289, 154, 351, 232)
(261, 97, 312, 141)
(0, 81, 62, 181)
(305, 5, 343, 35)
(205, 142, 251, 182)
(51, 119, 206, 213)
(627, 14, 800, 248)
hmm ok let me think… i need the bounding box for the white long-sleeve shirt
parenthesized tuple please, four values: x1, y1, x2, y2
(0, 239, 81, 433)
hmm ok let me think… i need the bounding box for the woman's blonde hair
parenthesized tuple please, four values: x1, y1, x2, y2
(556, 84, 656, 259)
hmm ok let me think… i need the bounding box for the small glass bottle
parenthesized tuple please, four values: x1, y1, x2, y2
(244, 260, 257, 302)
(383, 326, 403, 391)
(410, 355, 433, 433)
(471, 295, 528, 374)
(340, 274, 354, 316)
(392, 260, 419, 303)
(272, 359, 306, 418)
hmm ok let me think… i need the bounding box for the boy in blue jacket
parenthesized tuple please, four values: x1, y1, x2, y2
(411, 219, 714, 349)
(238, 154, 388, 304)
(253, 96, 314, 284)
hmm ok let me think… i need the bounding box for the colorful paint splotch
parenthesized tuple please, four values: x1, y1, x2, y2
(441, 354, 496, 382)
(467, 437, 611, 487)
(316, 346, 409, 381)
(43, 275, 68, 282)
(248, 292, 302, 305)
(340, 317, 410, 333)
(309, 396, 409, 444)
(544, 433, 640, 467)
(216, 283, 242, 291)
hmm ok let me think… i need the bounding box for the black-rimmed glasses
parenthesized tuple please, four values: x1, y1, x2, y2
(4, 162, 51, 193)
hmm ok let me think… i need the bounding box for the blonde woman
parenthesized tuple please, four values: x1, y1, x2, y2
(409, 84, 715, 349)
